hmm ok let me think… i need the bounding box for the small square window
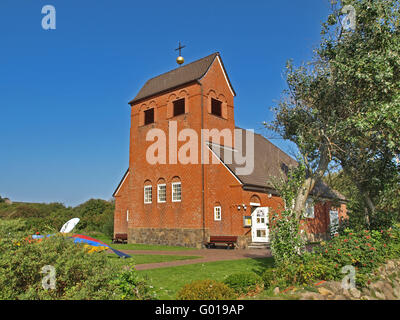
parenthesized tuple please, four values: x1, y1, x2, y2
(144, 186, 152, 204)
(172, 182, 181, 202)
(214, 206, 222, 221)
(211, 98, 222, 117)
(144, 108, 154, 125)
(158, 184, 166, 203)
(173, 98, 185, 117)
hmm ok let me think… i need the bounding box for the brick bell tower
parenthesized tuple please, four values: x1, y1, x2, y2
(113, 51, 236, 248)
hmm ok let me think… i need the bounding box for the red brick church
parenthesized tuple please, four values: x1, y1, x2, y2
(113, 52, 347, 249)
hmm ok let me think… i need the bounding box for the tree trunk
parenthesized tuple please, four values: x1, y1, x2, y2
(294, 148, 330, 220)
(341, 163, 376, 228)
(361, 190, 375, 228)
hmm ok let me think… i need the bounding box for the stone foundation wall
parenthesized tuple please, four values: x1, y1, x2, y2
(305, 232, 330, 243)
(128, 227, 209, 249)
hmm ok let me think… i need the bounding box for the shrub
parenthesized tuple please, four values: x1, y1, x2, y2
(311, 226, 400, 286)
(176, 280, 236, 300)
(262, 225, 400, 290)
(261, 268, 277, 289)
(268, 162, 307, 266)
(0, 230, 153, 300)
(278, 254, 335, 287)
(223, 272, 263, 295)
(262, 254, 335, 289)
(0, 199, 114, 237)
(110, 263, 156, 300)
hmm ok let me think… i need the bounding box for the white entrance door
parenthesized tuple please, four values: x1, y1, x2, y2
(329, 210, 339, 236)
(251, 207, 269, 242)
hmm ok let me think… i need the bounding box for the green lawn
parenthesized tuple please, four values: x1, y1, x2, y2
(107, 254, 201, 266)
(94, 234, 197, 251)
(138, 257, 274, 300)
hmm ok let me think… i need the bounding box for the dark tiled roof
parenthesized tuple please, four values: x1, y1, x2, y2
(208, 128, 346, 201)
(129, 52, 227, 104)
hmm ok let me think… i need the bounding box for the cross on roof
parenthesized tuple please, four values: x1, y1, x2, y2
(175, 41, 186, 56)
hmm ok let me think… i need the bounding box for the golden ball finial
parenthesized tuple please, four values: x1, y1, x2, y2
(176, 56, 184, 65)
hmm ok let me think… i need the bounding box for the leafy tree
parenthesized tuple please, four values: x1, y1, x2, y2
(268, 0, 400, 224)
(322, 0, 400, 223)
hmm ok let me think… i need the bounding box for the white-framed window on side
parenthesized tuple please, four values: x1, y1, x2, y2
(214, 206, 222, 221)
(144, 185, 152, 204)
(126, 210, 129, 222)
(158, 184, 166, 203)
(304, 198, 315, 218)
(172, 182, 182, 202)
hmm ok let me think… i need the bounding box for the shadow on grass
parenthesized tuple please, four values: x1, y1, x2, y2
(247, 257, 275, 276)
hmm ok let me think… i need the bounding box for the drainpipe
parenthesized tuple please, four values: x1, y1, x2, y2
(199, 81, 206, 247)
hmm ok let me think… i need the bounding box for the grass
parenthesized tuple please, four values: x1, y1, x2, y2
(107, 254, 201, 266)
(138, 257, 274, 299)
(94, 234, 198, 251)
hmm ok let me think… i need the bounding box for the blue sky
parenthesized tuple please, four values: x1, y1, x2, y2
(0, 0, 332, 206)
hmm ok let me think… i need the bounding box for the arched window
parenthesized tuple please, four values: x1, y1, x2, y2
(144, 180, 152, 204)
(171, 177, 182, 202)
(157, 178, 166, 203)
(250, 195, 261, 207)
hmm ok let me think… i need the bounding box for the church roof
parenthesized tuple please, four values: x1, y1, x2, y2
(208, 128, 346, 201)
(129, 52, 235, 104)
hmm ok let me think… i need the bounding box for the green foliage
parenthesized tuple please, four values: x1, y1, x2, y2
(268, 163, 307, 266)
(223, 272, 263, 295)
(0, 220, 154, 300)
(263, 224, 400, 289)
(0, 199, 115, 238)
(313, 227, 400, 286)
(262, 254, 336, 289)
(176, 280, 236, 300)
(110, 262, 156, 300)
(261, 268, 276, 289)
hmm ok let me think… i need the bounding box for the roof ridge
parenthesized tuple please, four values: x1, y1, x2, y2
(130, 52, 220, 104)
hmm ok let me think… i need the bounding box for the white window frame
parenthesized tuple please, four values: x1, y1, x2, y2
(172, 182, 182, 202)
(304, 198, 315, 219)
(144, 185, 152, 204)
(126, 210, 129, 222)
(214, 206, 222, 221)
(157, 184, 167, 203)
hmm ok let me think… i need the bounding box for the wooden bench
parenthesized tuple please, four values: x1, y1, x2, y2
(205, 236, 238, 249)
(112, 233, 128, 244)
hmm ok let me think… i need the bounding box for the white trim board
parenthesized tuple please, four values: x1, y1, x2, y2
(207, 145, 243, 185)
(114, 171, 130, 197)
